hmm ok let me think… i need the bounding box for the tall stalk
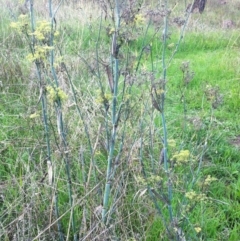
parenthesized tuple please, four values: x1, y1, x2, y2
(28, 1, 64, 240)
(102, 0, 121, 224)
(26, 0, 64, 241)
(48, 0, 76, 239)
(161, 0, 173, 223)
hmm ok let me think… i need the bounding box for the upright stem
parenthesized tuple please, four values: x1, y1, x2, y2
(102, 58, 119, 224)
(28, 1, 64, 240)
(102, 0, 120, 224)
(161, 0, 173, 222)
(48, 0, 76, 239)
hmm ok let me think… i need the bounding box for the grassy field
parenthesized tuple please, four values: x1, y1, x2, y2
(0, 0, 240, 240)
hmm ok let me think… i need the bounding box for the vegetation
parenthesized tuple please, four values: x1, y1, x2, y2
(0, 0, 239, 240)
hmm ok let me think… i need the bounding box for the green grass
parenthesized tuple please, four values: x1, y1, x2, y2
(136, 22, 240, 241)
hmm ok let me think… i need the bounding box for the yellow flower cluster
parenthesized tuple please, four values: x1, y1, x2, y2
(194, 226, 202, 233)
(172, 150, 190, 166)
(10, 14, 29, 33)
(30, 20, 51, 41)
(46, 85, 68, 103)
(53, 56, 64, 68)
(135, 176, 147, 185)
(26, 45, 54, 62)
(148, 175, 162, 185)
(136, 174, 162, 186)
(203, 175, 218, 186)
(185, 190, 207, 202)
(134, 14, 145, 26)
(11, 18, 59, 63)
(95, 90, 112, 104)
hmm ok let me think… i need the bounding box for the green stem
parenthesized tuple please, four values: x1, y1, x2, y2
(48, 0, 76, 239)
(95, 14, 111, 151)
(102, 58, 119, 224)
(28, 1, 64, 240)
(102, 0, 121, 225)
(167, 5, 193, 66)
(161, 0, 173, 223)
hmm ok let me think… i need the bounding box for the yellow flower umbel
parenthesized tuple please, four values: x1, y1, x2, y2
(95, 90, 112, 105)
(26, 45, 54, 62)
(204, 175, 217, 186)
(134, 14, 145, 26)
(172, 150, 190, 166)
(10, 14, 29, 33)
(198, 175, 218, 189)
(194, 226, 202, 233)
(46, 85, 68, 103)
(31, 20, 51, 41)
(185, 190, 207, 202)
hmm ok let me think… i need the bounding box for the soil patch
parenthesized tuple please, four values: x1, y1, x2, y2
(230, 135, 240, 148)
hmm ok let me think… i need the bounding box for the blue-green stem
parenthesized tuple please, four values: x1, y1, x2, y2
(167, 5, 193, 66)
(28, 1, 64, 240)
(161, 0, 173, 222)
(102, 0, 121, 224)
(48, 0, 76, 239)
(102, 57, 119, 223)
(95, 14, 111, 151)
